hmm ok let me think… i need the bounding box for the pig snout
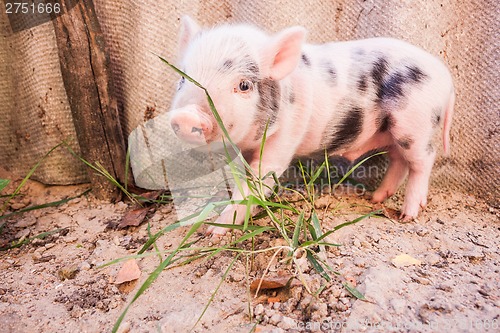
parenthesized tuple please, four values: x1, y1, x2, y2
(169, 105, 213, 144)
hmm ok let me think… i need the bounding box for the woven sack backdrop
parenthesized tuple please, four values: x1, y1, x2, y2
(0, 0, 498, 203)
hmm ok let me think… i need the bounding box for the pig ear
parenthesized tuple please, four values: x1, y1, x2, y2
(178, 15, 201, 56)
(262, 26, 307, 80)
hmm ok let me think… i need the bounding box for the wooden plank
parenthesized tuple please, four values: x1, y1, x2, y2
(51, 0, 129, 201)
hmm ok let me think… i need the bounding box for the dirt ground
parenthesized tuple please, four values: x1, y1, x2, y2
(0, 175, 499, 333)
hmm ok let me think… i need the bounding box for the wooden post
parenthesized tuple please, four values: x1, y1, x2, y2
(52, 0, 128, 201)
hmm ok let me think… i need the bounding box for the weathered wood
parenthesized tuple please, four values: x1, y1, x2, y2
(52, 0, 129, 201)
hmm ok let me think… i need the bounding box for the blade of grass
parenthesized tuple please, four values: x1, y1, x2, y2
(0, 142, 65, 214)
(0, 228, 67, 251)
(334, 151, 386, 189)
(0, 179, 10, 193)
(306, 250, 331, 282)
(112, 220, 205, 333)
(343, 281, 366, 300)
(0, 189, 91, 220)
(192, 253, 241, 330)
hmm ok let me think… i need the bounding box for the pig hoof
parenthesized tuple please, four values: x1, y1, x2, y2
(206, 225, 230, 236)
(399, 213, 418, 222)
(371, 189, 393, 203)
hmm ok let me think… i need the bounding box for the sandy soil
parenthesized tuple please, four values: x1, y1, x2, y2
(0, 175, 499, 333)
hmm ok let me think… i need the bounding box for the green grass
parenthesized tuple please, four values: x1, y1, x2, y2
(0, 143, 92, 248)
(105, 57, 386, 332)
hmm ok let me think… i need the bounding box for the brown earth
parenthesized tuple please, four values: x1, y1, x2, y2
(0, 174, 499, 333)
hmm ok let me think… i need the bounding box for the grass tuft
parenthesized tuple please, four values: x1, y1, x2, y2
(106, 56, 387, 332)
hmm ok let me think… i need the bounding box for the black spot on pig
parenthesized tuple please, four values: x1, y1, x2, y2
(396, 136, 413, 150)
(247, 60, 260, 80)
(301, 53, 311, 67)
(377, 114, 394, 132)
(426, 142, 434, 154)
(327, 106, 364, 152)
(376, 64, 428, 103)
(289, 88, 295, 104)
(371, 57, 389, 87)
(254, 78, 281, 139)
(321, 61, 337, 86)
(357, 74, 368, 93)
(221, 59, 234, 72)
(431, 107, 442, 127)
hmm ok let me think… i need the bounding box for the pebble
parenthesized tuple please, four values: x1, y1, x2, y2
(117, 321, 131, 333)
(63, 236, 78, 243)
(115, 201, 128, 211)
(278, 316, 296, 330)
(254, 303, 264, 316)
(314, 196, 330, 209)
(352, 238, 361, 248)
(15, 228, 31, 240)
(79, 261, 91, 271)
(339, 297, 350, 305)
(416, 227, 429, 237)
(44, 243, 56, 250)
(353, 257, 365, 267)
(264, 308, 276, 318)
(269, 313, 282, 326)
(425, 252, 441, 265)
(15, 217, 37, 228)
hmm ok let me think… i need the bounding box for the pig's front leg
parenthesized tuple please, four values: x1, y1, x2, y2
(206, 138, 295, 235)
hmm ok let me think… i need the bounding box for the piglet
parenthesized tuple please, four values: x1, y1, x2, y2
(168, 16, 455, 234)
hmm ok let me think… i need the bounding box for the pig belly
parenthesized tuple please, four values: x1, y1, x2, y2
(338, 132, 393, 161)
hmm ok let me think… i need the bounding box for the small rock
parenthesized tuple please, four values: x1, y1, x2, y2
(10, 199, 30, 210)
(314, 196, 330, 209)
(352, 238, 361, 248)
(278, 316, 296, 330)
(63, 236, 78, 243)
(425, 252, 441, 265)
(269, 313, 282, 326)
(70, 305, 84, 318)
(339, 297, 350, 305)
(115, 201, 128, 211)
(79, 261, 91, 271)
(58, 265, 79, 280)
(353, 257, 365, 267)
(264, 307, 275, 318)
(15, 217, 37, 228)
(117, 321, 131, 333)
(15, 228, 31, 240)
(44, 242, 56, 250)
(254, 304, 264, 316)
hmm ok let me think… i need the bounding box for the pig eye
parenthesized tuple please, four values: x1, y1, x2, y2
(237, 79, 253, 93)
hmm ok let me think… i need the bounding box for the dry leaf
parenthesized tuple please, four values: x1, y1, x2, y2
(58, 265, 79, 281)
(139, 191, 162, 201)
(115, 259, 141, 284)
(250, 276, 294, 291)
(118, 207, 150, 228)
(391, 253, 422, 268)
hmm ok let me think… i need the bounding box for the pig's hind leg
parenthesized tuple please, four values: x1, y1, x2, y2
(399, 140, 437, 220)
(371, 147, 408, 203)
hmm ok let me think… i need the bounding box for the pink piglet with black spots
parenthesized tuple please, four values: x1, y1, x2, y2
(168, 16, 455, 235)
